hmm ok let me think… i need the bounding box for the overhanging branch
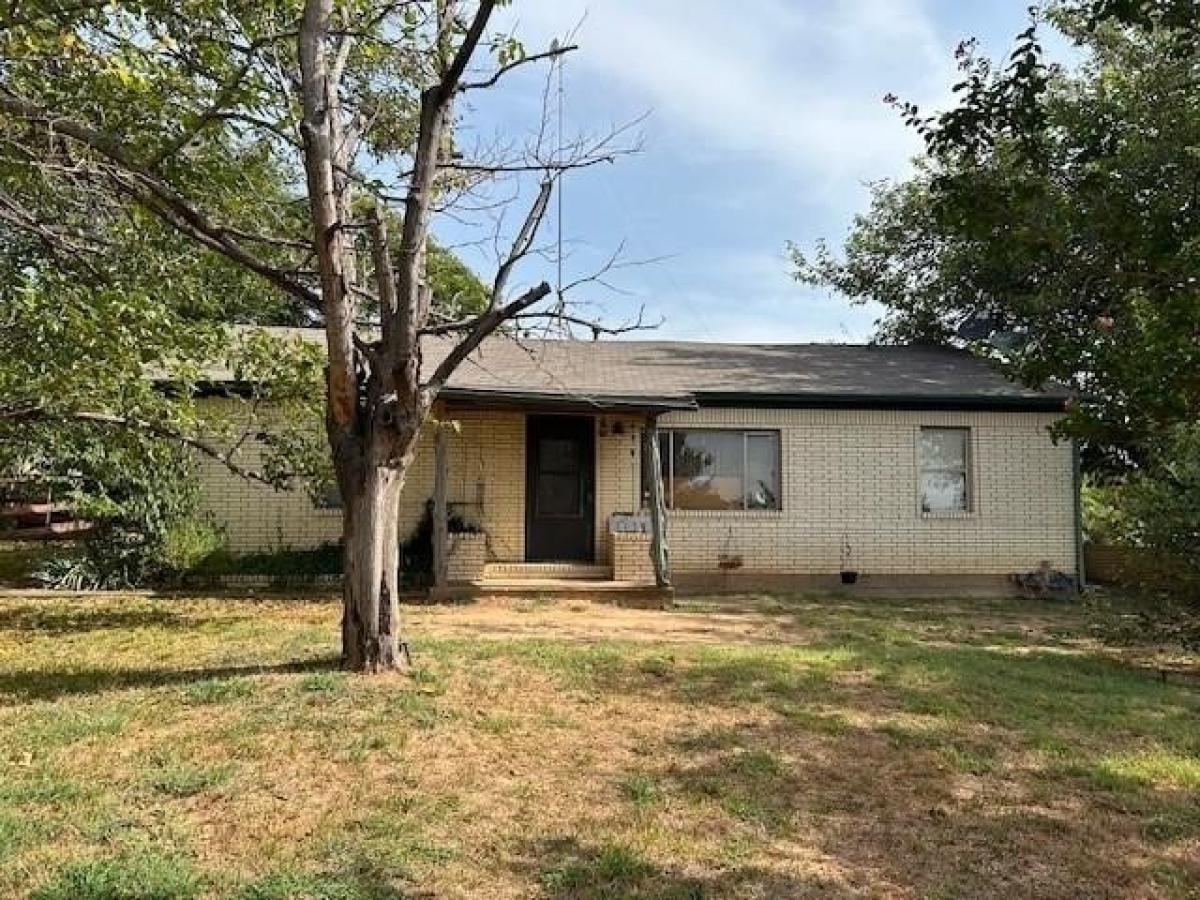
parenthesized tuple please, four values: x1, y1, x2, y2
(425, 281, 552, 394)
(460, 43, 578, 92)
(0, 90, 319, 309)
(2, 407, 280, 487)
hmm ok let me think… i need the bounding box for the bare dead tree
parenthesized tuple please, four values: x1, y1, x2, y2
(0, 0, 647, 670)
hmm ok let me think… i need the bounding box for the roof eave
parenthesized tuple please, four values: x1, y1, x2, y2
(438, 387, 697, 413)
(692, 391, 1069, 412)
(185, 383, 1067, 414)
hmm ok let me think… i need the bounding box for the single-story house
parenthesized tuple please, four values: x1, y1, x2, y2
(195, 331, 1080, 594)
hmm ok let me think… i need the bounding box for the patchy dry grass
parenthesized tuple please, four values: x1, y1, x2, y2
(0, 592, 1197, 899)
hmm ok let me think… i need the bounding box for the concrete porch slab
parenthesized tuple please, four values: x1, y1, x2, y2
(431, 578, 673, 609)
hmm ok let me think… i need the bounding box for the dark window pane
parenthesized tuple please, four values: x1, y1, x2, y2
(540, 437, 579, 473)
(537, 472, 580, 516)
(745, 434, 780, 510)
(672, 431, 743, 510)
(638, 432, 672, 508)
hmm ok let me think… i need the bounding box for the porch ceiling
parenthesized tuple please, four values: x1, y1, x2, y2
(438, 386, 697, 414)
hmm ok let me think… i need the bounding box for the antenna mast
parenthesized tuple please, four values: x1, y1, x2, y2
(552, 37, 565, 305)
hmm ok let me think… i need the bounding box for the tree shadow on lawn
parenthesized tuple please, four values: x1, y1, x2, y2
(0, 655, 341, 703)
(633, 712, 1200, 898)
(625, 632, 1200, 755)
(517, 835, 844, 899)
(0, 603, 190, 635)
(570, 629, 1200, 895)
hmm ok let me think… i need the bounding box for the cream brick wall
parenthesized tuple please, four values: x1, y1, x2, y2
(655, 407, 1076, 576)
(610, 531, 656, 584)
(191, 400, 343, 552)
(195, 402, 1076, 579)
(195, 404, 527, 556)
(195, 405, 639, 563)
(594, 415, 643, 562)
(446, 532, 487, 582)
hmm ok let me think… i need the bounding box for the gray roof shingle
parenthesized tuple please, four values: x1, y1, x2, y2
(208, 328, 1067, 411)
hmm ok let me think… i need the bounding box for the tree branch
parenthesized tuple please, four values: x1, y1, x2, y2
(0, 90, 319, 308)
(298, 0, 359, 431)
(2, 407, 280, 487)
(491, 177, 553, 306)
(424, 281, 552, 394)
(435, 0, 497, 106)
(460, 43, 578, 92)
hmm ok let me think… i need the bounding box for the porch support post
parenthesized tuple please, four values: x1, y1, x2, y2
(643, 414, 671, 588)
(432, 411, 450, 589)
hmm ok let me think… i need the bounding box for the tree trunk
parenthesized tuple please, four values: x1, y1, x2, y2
(339, 454, 406, 671)
(644, 416, 671, 588)
(432, 422, 450, 588)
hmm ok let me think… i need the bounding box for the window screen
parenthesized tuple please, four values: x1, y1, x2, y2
(918, 427, 970, 513)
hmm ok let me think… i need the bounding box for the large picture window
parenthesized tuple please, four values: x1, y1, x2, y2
(656, 430, 781, 511)
(918, 427, 971, 513)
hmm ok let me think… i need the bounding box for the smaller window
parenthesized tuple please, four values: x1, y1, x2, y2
(918, 427, 970, 514)
(313, 480, 343, 510)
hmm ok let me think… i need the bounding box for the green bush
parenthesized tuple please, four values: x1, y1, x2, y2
(1121, 425, 1200, 580)
(31, 512, 224, 591)
(1084, 424, 1200, 648)
(189, 543, 343, 577)
(1081, 481, 1131, 547)
(398, 500, 480, 588)
(185, 498, 481, 588)
(23, 432, 217, 590)
(158, 518, 225, 576)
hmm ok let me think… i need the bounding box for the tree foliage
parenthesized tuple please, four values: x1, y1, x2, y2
(795, 2, 1200, 614)
(0, 1, 496, 591)
(1, 0, 633, 668)
(794, 4, 1200, 460)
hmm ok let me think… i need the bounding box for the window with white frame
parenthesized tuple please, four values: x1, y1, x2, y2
(654, 430, 781, 511)
(918, 427, 971, 513)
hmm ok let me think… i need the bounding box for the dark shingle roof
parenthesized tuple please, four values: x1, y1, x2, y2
(426, 337, 1067, 411)
(206, 329, 1067, 411)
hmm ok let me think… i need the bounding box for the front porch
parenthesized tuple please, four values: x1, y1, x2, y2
(423, 399, 673, 601)
(430, 560, 673, 608)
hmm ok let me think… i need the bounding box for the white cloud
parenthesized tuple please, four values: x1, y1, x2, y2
(598, 247, 883, 343)
(505, 0, 954, 190)
(448, 1, 969, 343)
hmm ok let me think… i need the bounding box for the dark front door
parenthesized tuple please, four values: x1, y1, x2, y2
(525, 415, 595, 562)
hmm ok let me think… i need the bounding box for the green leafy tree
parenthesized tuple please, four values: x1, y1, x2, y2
(1, 1, 633, 670)
(793, 4, 1200, 461)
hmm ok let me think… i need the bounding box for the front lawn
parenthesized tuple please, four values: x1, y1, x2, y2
(0, 593, 1197, 898)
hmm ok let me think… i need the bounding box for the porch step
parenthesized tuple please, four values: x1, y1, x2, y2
(482, 562, 613, 582)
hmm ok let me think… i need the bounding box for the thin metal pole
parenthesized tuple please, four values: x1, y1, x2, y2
(555, 47, 564, 302)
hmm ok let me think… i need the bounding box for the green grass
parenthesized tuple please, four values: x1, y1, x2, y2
(31, 853, 202, 900)
(619, 774, 662, 809)
(0, 592, 1196, 898)
(234, 869, 394, 900)
(145, 760, 234, 798)
(181, 678, 255, 705)
(0, 772, 91, 806)
(540, 843, 656, 895)
(1092, 749, 1200, 791)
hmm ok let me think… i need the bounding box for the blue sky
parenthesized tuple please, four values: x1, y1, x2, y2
(435, 1, 1069, 342)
